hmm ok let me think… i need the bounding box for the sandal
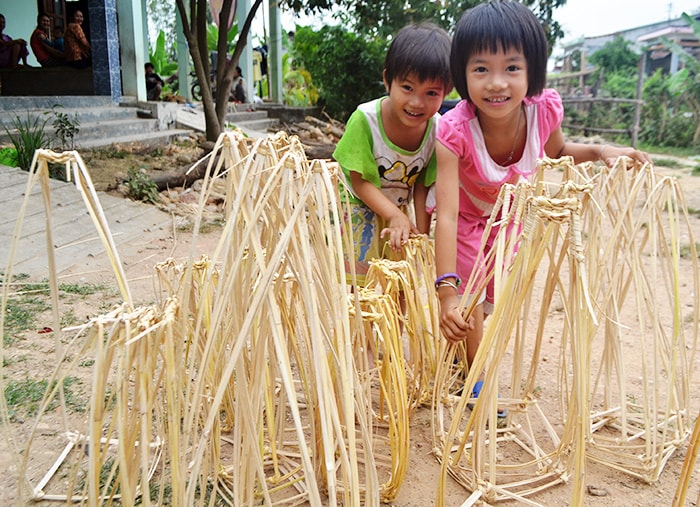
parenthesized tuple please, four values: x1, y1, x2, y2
(466, 380, 508, 418)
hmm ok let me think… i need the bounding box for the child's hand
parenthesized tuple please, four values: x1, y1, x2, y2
(600, 145, 653, 167)
(380, 213, 419, 251)
(439, 294, 472, 344)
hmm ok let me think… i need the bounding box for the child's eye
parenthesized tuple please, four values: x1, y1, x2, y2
(401, 84, 413, 92)
(473, 66, 487, 73)
(506, 65, 521, 72)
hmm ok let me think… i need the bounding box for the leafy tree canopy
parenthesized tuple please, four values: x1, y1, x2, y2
(283, 0, 566, 53)
(589, 36, 640, 73)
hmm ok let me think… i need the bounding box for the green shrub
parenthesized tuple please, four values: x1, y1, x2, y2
(0, 146, 18, 167)
(51, 105, 80, 150)
(124, 167, 160, 204)
(4, 112, 49, 171)
(292, 25, 386, 122)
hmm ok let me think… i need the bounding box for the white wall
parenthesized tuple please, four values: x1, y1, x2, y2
(0, 1, 40, 66)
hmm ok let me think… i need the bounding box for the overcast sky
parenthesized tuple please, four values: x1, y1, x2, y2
(553, 0, 700, 41)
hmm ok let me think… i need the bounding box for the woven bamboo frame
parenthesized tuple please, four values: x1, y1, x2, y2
(1, 134, 697, 505)
(432, 156, 699, 505)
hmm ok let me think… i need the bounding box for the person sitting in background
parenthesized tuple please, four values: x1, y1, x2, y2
(0, 13, 29, 68)
(145, 62, 164, 101)
(230, 65, 247, 103)
(64, 10, 91, 69)
(30, 14, 66, 67)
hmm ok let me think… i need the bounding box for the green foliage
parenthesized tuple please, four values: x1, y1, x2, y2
(639, 69, 671, 146)
(588, 36, 639, 73)
(4, 112, 49, 171)
(287, 0, 564, 51)
(656, 12, 700, 146)
(147, 0, 177, 60)
(282, 54, 319, 107)
(124, 167, 160, 204)
(640, 69, 698, 149)
(0, 146, 18, 167)
(206, 22, 239, 53)
(51, 105, 80, 151)
(292, 25, 386, 121)
(149, 30, 179, 77)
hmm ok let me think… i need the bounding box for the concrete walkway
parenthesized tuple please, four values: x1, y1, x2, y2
(0, 164, 175, 282)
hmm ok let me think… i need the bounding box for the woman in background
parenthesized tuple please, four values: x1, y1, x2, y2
(64, 10, 91, 68)
(30, 14, 66, 67)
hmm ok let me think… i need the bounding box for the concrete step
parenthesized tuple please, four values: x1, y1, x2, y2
(78, 129, 195, 149)
(0, 96, 113, 111)
(0, 96, 196, 150)
(0, 116, 163, 150)
(0, 106, 139, 129)
(177, 106, 277, 138)
(226, 110, 270, 123)
(228, 117, 278, 133)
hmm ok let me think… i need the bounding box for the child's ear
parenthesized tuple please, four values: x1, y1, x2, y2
(382, 69, 390, 93)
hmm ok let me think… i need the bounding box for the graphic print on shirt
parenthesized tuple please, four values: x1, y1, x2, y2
(377, 156, 426, 207)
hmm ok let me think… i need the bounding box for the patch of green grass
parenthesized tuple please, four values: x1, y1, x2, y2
(2, 278, 116, 344)
(3, 293, 51, 346)
(74, 456, 121, 496)
(680, 242, 700, 259)
(60, 307, 80, 328)
(59, 282, 108, 296)
(4, 376, 84, 420)
(79, 358, 95, 368)
(691, 165, 700, 176)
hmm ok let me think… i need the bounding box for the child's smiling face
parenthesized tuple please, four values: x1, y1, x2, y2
(385, 71, 446, 128)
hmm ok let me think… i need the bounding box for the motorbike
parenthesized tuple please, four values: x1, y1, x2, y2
(190, 70, 216, 102)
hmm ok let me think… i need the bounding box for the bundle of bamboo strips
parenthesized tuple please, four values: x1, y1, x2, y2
(432, 155, 698, 506)
(2, 138, 697, 506)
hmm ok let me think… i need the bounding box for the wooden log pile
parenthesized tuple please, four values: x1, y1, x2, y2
(270, 114, 345, 160)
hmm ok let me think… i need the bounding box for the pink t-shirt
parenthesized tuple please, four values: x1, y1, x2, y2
(437, 88, 564, 217)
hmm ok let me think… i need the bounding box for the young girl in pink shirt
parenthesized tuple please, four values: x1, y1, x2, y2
(433, 0, 652, 411)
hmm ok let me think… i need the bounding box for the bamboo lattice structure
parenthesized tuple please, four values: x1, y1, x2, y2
(432, 156, 699, 505)
(1, 133, 698, 506)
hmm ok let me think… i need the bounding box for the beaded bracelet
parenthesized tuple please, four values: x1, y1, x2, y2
(436, 280, 459, 292)
(435, 272, 461, 289)
(599, 144, 608, 161)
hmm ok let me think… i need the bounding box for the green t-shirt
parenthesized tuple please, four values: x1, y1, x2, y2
(333, 97, 439, 206)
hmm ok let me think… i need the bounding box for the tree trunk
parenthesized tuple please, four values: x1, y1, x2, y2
(151, 149, 216, 190)
(175, 0, 263, 143)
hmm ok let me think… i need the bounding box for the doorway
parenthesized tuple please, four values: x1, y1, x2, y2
(38, 0, 90, 40)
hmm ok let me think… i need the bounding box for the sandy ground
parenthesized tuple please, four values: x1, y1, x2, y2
(2, 151, 700, 506)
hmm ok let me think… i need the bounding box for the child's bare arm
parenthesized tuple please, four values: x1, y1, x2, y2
(349, 171, 418, 250)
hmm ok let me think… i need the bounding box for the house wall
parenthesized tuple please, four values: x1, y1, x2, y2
(0, 1, 40, 66)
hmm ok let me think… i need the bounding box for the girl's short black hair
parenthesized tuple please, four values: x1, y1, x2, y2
(384, 22, 453, 95)
(451, 0, 548, 101)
